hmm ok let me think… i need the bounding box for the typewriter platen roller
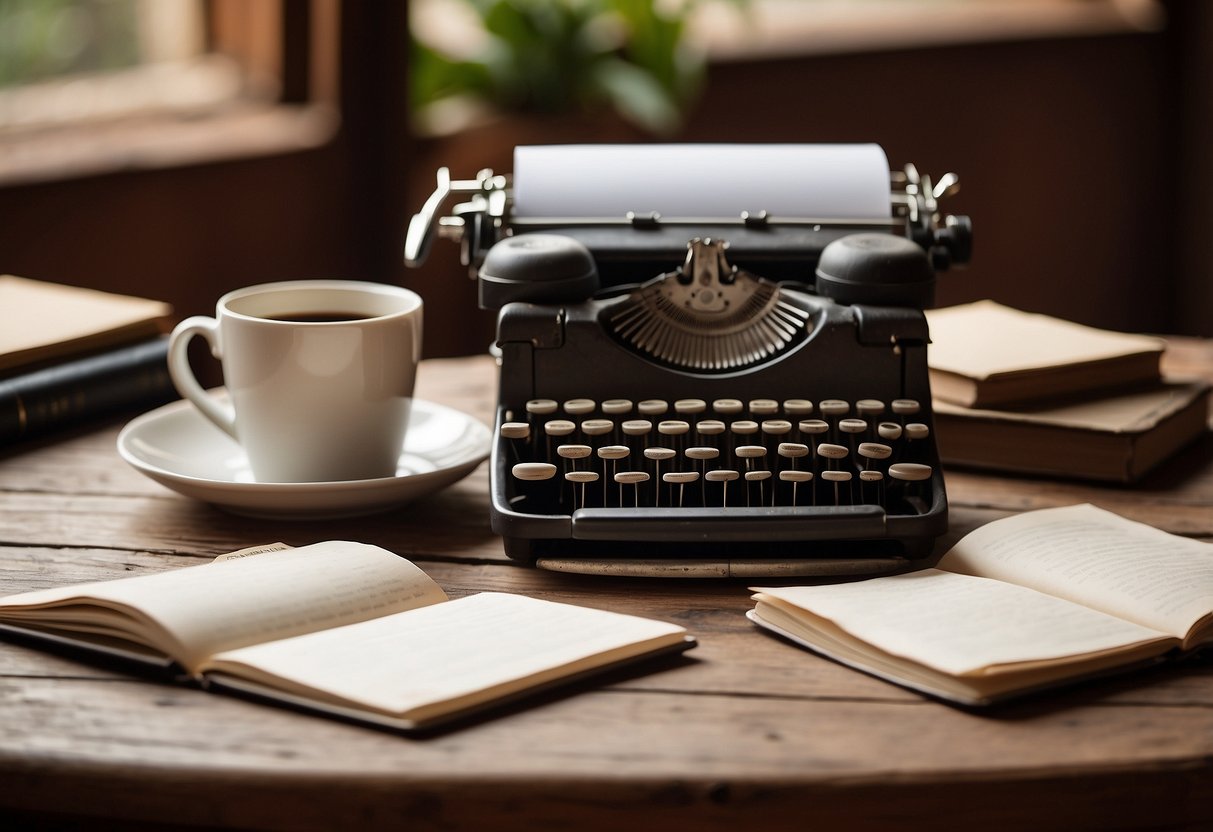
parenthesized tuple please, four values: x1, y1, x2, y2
(406, 144, 972, 578)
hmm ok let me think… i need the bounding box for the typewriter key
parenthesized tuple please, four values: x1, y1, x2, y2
(705, 469, 740, 508)
(663, 471, 700, 508)
(877, 421, 903, 441)
(821, 469, 853, 505)
(779, 469, 813, 506)
(565, 470, 599, 510)
(783, 399, 814, 417)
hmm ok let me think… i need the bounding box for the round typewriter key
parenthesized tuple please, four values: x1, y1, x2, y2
(705, 468, 739, 507)
(685, 446, 721, 460)
(712, 399, 743, 416)
(749, 399, 779, 416)
(674, 399, 707, 415)
(799, 419, 829, 435)
(622, 419, 653, 435)
(778, 442, 809, 460)
(602, 399, 633, 415)
(892, 399, 921, 416)
(581, 418, 613, 437)
(905, 422, 930, 440)
(877, 421, 903, 441)
(839, 418, 867, 435)
(644, 447, 675, 504)
(512, 462, 556, 481)
(888, 462, 932, 481)
(730, 420, 759, 435)
(658, 420, 690, 435)
(565, 470, 599, 509)
(745, 470, 772, 480)
(557, 444, 592, 460)
(860, 470, 883, 481)
(695, 419, 726, 441)
(663, 470, 700, 507)
(820, 399, 850, 418)
(597, 445, 630, 459)
(761, 419, 792, 436)
(526, 399, 558, 415)
(638, 399, 669, 416)
(500, 422, 530, 439)
(614, 470, 650, 507)
(563, 398, 596, 416)
(856, 399, 885, 418)
(544, 419, 575, 436)
(817, 443, 849, 460)
(858, 442, 893, 461)
(779, 469, 813, 506)
(783, 399, 814, 416)
(735, 445, 767, 458)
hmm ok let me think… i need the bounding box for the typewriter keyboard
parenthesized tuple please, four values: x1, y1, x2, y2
(502, 397, 935, 515)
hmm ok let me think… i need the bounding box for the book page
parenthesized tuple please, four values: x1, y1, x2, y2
(0, 542, 447, 672)
(0, 275, 172, 372)
(203, 592, 688, 724)
(925, 300, 1163, 380)
(754, 570, 1172, 678)
(938, 504, 1213, 643)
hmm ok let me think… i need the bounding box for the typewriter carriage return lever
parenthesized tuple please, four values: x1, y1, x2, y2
(405, 144, 971, 578)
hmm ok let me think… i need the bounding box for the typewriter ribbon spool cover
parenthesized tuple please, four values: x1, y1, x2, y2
(405, 144, 971, 578)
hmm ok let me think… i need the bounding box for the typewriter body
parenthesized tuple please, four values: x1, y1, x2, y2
(406, 144, 972, 577)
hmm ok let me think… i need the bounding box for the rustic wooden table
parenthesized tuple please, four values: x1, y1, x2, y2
(1, 342, 1211, 831)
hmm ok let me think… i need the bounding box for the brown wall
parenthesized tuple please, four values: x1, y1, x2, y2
(0, 12, 1205, 365)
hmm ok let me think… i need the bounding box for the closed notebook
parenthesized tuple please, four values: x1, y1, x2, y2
(925, 301, 1164, 408)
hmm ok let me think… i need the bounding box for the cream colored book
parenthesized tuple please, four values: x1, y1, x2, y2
(933, 379, 1211, 482)
(925, 300, 1164, 407)
(749, 504, 1213, 705)
(0, 275, 172, 373)
(0, 542, 693, 731)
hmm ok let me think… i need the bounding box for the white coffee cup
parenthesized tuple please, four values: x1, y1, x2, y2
(167, 280, 423, 483)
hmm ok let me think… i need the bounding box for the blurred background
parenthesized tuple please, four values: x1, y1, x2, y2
(0, 0, 1208, 359)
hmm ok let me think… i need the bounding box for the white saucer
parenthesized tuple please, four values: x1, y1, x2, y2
(117, 395, 491, 519)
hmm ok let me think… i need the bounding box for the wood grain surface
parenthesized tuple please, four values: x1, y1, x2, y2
(0, 346, 1211, 831)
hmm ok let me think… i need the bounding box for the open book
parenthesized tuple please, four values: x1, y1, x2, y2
(0, 543, 693, 730)
(749, 504, 1213, 705)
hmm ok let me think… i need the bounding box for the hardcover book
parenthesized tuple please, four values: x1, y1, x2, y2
(932, 379, 1210, 482)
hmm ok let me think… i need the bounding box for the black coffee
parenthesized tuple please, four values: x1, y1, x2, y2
(268, 311, 373, 323)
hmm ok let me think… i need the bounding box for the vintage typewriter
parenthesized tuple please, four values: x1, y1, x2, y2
(406, 144, 972, 577)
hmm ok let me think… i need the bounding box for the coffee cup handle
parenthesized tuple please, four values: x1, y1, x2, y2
(167, 316, 238, 440)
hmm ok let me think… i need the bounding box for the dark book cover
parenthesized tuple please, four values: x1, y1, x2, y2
(0, 336, 176, 443)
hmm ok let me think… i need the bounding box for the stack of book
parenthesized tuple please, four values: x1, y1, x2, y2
(0, 275, 176, 444)
(925, 300, 1210, 482)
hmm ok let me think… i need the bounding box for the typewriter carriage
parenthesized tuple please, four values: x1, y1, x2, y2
(405, 146, 970, 578)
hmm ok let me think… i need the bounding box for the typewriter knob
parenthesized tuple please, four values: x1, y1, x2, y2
(815, 233, 935, 309)
(931, 214, 970, 270)
(477, 234, 600, 310)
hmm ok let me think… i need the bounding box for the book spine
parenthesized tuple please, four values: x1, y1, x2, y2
(0, 337, 176, 443)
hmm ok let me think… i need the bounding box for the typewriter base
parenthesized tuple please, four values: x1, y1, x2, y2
(504, 535, 935, 579)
